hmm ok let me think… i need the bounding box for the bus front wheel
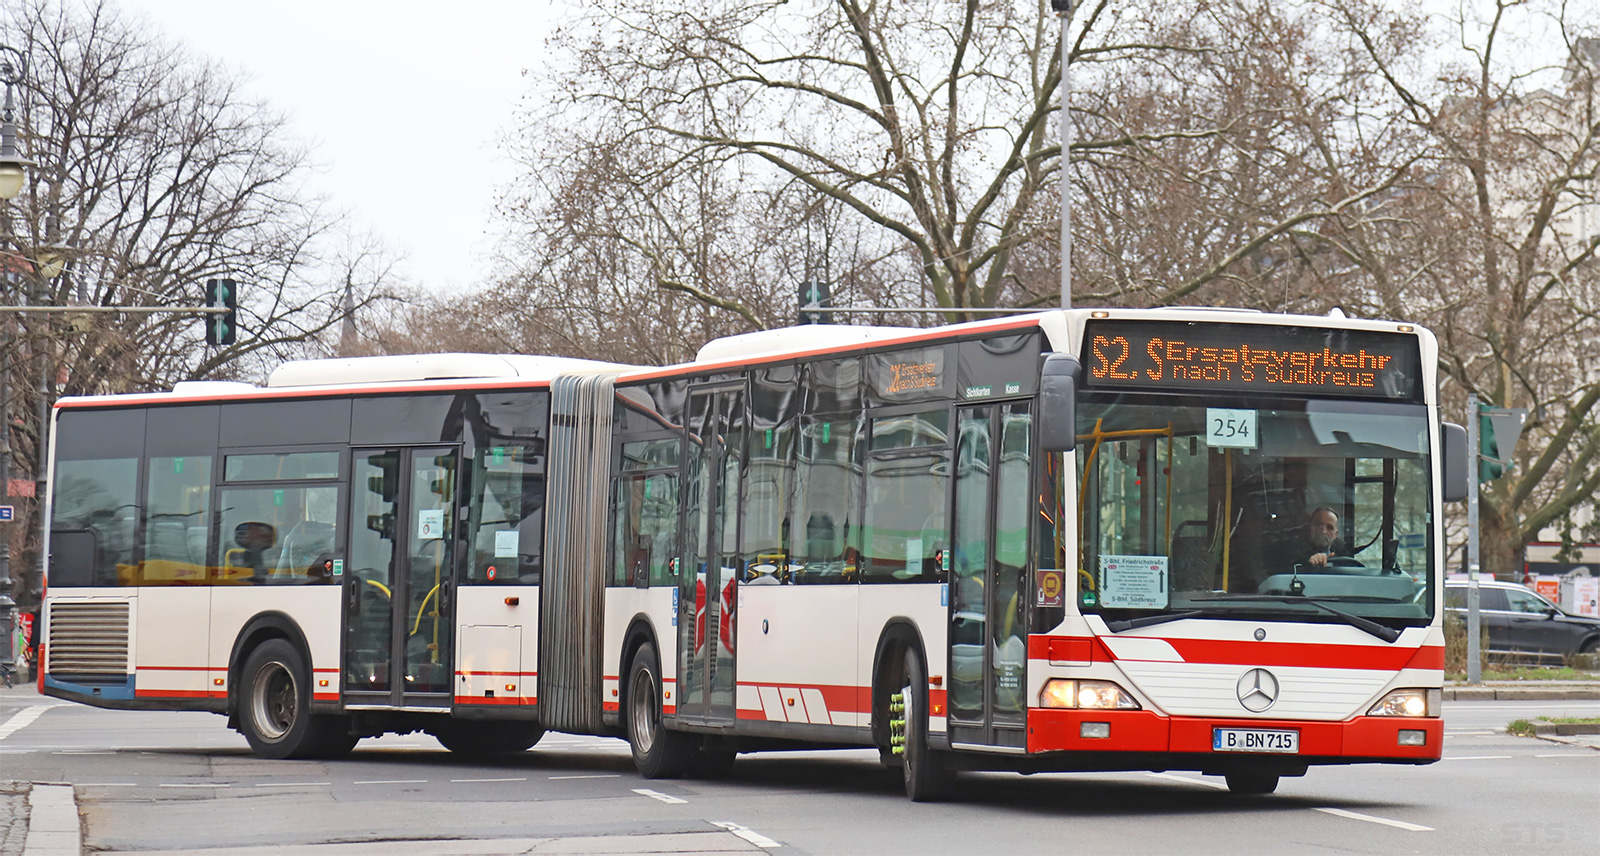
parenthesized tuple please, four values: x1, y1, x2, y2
(627, 642, 694, 778)
(899, 646, 955, 802)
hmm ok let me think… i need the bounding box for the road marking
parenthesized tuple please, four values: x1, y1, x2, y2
(1146, 773, 1228, 790)
(158, 783, 230, 788)
(1444, 730, 1496, 735)
(353, 779, 428, 785)
(0, 704, 64, 740)
(55, 750, 117, 755)
(712, 822, 781, 848)
(254, 782, 332, 788)
(84, 783, 139, 787)
(450, 777, 526, 783)
(1535, 753, 1598, 758)
(548, 774, 622, 780)
(634, 788, 688, 804)
(1315, 808, 1433, 832)
(1439, 755, 1512, 761)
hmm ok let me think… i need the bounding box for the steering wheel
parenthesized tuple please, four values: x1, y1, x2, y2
(1327, 556, 1365, 568)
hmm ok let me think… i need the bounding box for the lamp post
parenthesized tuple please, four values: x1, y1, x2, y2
(0, 42, 32, 683)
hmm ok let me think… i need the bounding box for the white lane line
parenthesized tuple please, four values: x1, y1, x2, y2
(84, 783, 139, 787)
(1439, 755, 1512, 761)
(1146, 773, 1229, 790)
(158, 783, 230, 788)
(548, 774, 621, 780)
(254, 782, 332, 788)
(634, 788, 688, 804)
(712, 822, 781, 848)
(450, 777, 526, 783)
(1535, 753, 1599, 758)
(353, 779, 429, 785)
(1315, 807, 1433, 832)
(55, 750, 117, 755)
(0, 704, 65, 740)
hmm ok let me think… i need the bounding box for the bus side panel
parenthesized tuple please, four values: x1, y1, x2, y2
(602, 587, 677, 716)
(134, 587, 213, 700)
(858, 584, 947, 733)
(737, 585, 859, 727)
(209, 587, 341, 702)
(453, 585, 537, 707)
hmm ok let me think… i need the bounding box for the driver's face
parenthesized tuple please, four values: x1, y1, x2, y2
(1309, 511, 1338, 550)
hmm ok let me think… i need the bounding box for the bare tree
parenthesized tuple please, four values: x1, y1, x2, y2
(0, 0, 401, 604)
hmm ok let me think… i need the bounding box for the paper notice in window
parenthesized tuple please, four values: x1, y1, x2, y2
(417, 509, 444, 541)
(495, 530, 519, 558)
(1099, 555, 1169, 609)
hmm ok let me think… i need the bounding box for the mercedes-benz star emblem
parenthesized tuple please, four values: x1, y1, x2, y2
(1236, 668, 1279, 712)
(1254, 627, 1267, 641)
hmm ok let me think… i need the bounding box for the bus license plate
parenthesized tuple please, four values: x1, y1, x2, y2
(1213, 728, 1299, 754)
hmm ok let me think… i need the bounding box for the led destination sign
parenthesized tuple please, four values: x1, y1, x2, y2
(1081, 320, 1422, 400)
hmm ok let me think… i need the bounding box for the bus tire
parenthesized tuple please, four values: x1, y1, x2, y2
(900, 645, 955, 802)
(433, 721, 545, 757)
(239, 639, 320, 760)
(627, 642, 694, 779)
(1224, 772, 1280, 794)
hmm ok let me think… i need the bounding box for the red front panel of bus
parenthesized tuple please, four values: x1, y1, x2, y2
(1026, 709, 1441, 760)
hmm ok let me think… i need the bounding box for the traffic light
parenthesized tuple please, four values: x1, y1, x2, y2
(798, 280, 832, 325)
(205, 278, 237, 346)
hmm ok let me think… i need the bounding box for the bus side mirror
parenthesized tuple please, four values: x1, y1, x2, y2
(1039, 354, 1080, 453)
(1441, 422, 1468, 503)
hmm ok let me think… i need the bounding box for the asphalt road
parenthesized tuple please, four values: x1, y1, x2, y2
(2, 688, 1596, 855)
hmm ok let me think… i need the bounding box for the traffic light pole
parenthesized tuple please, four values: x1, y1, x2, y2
(1466, 392, 1481, 685)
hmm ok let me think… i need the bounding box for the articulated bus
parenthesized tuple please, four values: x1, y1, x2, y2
(40, 308, 1469, 800)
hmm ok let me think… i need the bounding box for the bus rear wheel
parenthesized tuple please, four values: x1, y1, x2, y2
(433, 721, 545, 757)
(627, 642, 694, 779)
(240, 639, 341, 760)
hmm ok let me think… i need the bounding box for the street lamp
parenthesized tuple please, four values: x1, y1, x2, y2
(0, 42, 29, 684)
(0, 45, 32, 201)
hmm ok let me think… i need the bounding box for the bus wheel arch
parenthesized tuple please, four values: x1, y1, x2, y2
(226, 612, 314, 723)
(869, 620, 925, 759)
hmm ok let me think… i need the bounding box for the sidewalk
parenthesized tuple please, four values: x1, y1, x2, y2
(1441, 678, 1600, 700)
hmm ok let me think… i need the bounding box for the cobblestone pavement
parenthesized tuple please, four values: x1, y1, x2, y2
(0, 782, 29, 856)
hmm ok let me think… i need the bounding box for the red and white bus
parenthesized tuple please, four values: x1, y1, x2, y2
(40, 308, 1468, 799)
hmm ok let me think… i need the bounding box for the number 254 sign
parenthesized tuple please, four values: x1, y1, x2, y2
(1206, 408, 1258, 450)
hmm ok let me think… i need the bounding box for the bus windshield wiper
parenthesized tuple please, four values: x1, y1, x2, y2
(1190, 594, 1401, 643)
(1104, 610, 1205, 633)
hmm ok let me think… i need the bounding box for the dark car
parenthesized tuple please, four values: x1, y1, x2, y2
(1445, 580, 1600, 663)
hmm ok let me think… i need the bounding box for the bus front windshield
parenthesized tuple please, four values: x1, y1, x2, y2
(1076, 395, 1435, 628)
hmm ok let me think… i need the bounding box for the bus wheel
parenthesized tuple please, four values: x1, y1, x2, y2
(897, 646, 955, 802)
(240, 639, 320, 760)
(1224, 772, 1280, 794)
(434, 721, 545, 757)
(627, 642, 694, 779)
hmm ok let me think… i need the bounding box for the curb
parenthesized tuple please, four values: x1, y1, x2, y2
(1532, 722, 1600, 736)
(23, 784, 81, 856)
(1443, 688, 1600, 701)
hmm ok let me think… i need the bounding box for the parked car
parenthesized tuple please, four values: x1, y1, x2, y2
(1444, 579, 1600, 663)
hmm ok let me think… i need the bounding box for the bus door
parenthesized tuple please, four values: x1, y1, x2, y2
(677, 384, 742, 725)
(343, 446, 459, 707)
(947, 402, 1032, 750)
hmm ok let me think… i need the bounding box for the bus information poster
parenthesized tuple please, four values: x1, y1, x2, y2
(1081, 320, 1422, 401)
(1100, 555, 1169, 609)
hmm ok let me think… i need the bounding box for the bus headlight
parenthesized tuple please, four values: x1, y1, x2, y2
(1040, 679, 1141, 710)
(1367, 688, 1440, 717)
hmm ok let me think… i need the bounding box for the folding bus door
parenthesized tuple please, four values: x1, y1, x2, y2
(947, 402, 1032, 749)
(343, 446, 459, 707)
(677, 385, 742, 725)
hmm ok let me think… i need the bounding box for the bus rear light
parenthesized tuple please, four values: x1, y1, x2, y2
(1040, 679, 1141, 710)
(1367, 688, 1439, 717)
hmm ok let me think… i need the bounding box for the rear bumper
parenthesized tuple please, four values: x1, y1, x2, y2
(1026, 708, 1441, 763)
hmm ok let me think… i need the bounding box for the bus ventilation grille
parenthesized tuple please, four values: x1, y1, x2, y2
(47, 601, 132, 677)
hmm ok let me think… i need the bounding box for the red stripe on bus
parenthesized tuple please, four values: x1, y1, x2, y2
(1028, 635, 1444, 671)
(133, 689, 214, 699)
(454, 696, 523, 706)
(454, 670, 538, 677)
(135, 665, 219, 672)
(55, 378, 557, 410)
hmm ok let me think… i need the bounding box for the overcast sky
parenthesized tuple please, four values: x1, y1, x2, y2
(118, 0, 568, 295)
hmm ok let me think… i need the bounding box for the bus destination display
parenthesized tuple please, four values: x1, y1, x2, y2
(1081, 320, 1421, 400)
